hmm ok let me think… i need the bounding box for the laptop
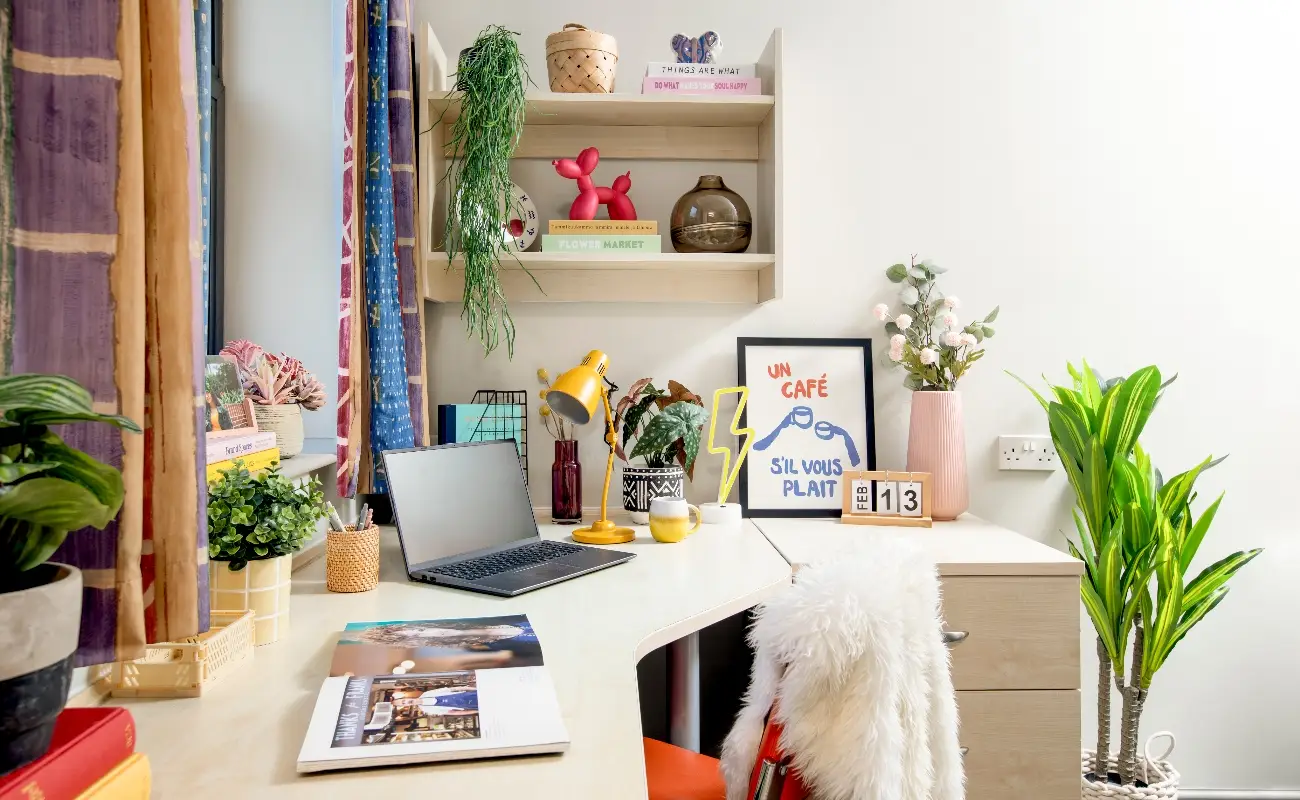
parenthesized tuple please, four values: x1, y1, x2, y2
(383, 440, 635, 596)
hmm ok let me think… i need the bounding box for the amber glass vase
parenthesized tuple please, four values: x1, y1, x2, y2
(551, 440, 582, 524)
(670, 175, 752, 253)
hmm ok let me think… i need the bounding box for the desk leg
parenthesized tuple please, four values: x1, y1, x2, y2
(668, 631, 700, 752)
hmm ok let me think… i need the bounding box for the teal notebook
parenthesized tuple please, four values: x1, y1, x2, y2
(437, 404, 523, 455)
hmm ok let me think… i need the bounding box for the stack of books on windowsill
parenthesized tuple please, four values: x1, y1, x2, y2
(642, 62, 761, 95)
(206, 429, 280, 482)
(541, 219, 661, 253)
(0, 708, 150, 799)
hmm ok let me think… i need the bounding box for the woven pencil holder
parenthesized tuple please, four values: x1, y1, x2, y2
(325, 525, 380, 593)
(545, 23, 618, 93)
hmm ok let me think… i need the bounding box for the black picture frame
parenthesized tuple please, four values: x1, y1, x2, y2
(737, 337, 876, 518)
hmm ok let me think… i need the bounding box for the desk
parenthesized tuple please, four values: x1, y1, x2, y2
(122, 521, 790, 798)
(753, 515, 1084, 800)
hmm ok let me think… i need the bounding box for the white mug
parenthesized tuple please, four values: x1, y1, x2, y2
(648, 497, 702, 543)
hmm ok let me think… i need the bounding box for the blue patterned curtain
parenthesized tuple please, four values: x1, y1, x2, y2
(195, 0, 213, 342)
(362, 0, 415, 492)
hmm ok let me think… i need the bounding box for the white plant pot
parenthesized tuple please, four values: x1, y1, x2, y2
(209, 555, 293, 646)
(1082, 736, 1180, 799)
(253, 404, 304, 459)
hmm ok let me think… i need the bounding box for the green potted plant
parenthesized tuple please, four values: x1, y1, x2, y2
(219, 340, 326, 458)
(0, 373, 139, 773)
(442, 25, 531, 357)
(613, 379, 708, 523)
(1016, 363, 1260, 795)
(207, 462, 328, 646)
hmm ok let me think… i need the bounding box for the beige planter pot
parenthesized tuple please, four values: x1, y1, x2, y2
(253, 404, 304, 459)
(209, 555, 292, 646)
(905, 390, 969, 520)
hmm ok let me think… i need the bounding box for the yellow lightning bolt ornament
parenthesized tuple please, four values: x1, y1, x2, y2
(707, 386, 754, 506)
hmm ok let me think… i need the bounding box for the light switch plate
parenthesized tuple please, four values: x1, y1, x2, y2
(999, 435, 1058, 471)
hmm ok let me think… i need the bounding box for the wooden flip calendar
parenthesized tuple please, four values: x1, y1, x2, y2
(840, 470, 933, 528)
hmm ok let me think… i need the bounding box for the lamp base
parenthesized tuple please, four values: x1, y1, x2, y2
(572, 518, 635, 545)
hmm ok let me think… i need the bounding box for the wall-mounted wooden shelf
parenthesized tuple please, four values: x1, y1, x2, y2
(428, 91, 776, 129)
(424, 252, 777, 304)
(417, 26, 783, 305)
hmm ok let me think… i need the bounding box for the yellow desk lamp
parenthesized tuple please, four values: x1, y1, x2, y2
(545, 350, 636, 545)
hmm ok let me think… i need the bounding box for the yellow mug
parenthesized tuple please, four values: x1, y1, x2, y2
(648, 497, 702, 543)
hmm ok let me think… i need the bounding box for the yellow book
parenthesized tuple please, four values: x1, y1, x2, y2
(547, 219, 658, 235)
(76, 754, 150, 800)
(206, 447, 281, 482)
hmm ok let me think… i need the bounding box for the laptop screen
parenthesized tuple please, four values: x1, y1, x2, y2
(383, 441, 538, 568)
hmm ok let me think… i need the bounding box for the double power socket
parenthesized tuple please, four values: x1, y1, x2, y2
(998, 435, 1058, 471)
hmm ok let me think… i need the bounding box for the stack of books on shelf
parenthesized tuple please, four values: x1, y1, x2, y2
(0, 708, 150, 799)
(206, 429, 280, 482)
(642, 62, 761, 95)
(541, 219, 661, 254)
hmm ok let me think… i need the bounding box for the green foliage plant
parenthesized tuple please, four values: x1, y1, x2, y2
(442, 25, 532, 358)
(0, 374, 140, 591)
(207, 463, 327, 572)
(613, 379, 709, 477)
(876, 255, 998, 391)
(1014, 362, 1260, 785)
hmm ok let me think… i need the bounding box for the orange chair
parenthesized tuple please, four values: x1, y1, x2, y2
(643, 737, 726, 800)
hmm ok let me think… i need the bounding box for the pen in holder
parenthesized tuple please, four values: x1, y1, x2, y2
(326, 523, 381, 593)
(700, 386, 753, 526)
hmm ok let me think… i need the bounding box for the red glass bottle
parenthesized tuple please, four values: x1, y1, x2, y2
(551, 440, 581, 524)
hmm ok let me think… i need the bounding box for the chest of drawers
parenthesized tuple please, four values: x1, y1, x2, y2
(753, 515, 1084, 800)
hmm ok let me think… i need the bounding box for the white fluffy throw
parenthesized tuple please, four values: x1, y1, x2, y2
(720, 535, 964, 800)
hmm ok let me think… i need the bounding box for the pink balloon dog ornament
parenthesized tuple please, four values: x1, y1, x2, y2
(552, 147, 637, 220)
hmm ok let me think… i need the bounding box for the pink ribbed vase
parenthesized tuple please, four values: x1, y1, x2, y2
(905, 390, 969, 521)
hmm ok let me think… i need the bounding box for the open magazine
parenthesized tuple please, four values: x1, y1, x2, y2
(296, 615, 569, 773)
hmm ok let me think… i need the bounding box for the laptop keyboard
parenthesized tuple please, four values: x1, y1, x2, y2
(427, 540, 586, 582)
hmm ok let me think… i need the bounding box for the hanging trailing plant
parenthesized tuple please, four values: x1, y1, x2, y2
(442, 25, 531, 357)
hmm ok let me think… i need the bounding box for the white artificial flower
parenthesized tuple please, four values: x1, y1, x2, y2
(942, 312, 960, 329)
(889, 347, 904, 362)
(961, 333, 978, 347)
(872, 303, 890, 321)
(944, 296, 961, 310)
(944, 331, 964, 347)
(895, 314, 913, 330)
(890, 333, 906, 350)
(919, 347, 938, 365)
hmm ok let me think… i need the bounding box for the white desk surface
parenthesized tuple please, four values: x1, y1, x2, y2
(122, 520, 791, 798)
(753, 515, 1083, 576)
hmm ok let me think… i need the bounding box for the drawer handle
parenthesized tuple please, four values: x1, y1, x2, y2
(942, 630, 968, 646)
(960, 746, 969, 757)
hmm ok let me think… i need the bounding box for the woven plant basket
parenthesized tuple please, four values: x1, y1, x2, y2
(1082, 734, 1180, 799)
(253, 403, 304, 458)
(326, 525, 380, 593)
(545, 23, 617, 93)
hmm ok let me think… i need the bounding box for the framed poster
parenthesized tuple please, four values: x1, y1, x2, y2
(737, 338, 876, 517)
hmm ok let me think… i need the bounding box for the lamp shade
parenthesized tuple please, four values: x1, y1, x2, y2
(546, 350, 610, 426)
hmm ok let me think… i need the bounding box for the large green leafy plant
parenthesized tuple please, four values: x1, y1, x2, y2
(613, 379, 709, 477)
(207, 463, 327, 571)
(1016, 363, 1260, 785)
(442, 25, 532, 357)
(0, 374, 140, 591)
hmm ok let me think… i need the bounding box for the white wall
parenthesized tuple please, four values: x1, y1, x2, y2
(229, 0, 1300, 790)
(224, 0, 337, 452)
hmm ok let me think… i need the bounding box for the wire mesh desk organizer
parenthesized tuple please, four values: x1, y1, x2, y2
(467, 390, 528, 474)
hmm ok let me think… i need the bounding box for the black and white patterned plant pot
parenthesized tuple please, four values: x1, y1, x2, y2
(622, 465, 685, 524)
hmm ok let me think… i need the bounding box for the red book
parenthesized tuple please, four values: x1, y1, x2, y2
(0, 708, 135, 800)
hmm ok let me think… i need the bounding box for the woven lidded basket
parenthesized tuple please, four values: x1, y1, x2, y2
(545, 23, 617, 93)
(326, 525, 381, 593)
(1081, 745, 1180, 799)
